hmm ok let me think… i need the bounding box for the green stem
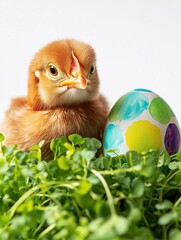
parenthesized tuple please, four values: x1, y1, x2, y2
(38, 223, 56, 239)
(158, 189, 163, 203)
(91, 169, 116, 217)
(174, 196, 181, 208)
(142, 213, 149, 226)
(164, 169, 181, 186)
(162, 225, 167, 240)
(128, 152, 133, 167)
(33, 221, 45, 237)
(98, 164, 142, 175)
(9, 185, 39, 220)
(73, 199, 82, 219)
(38, 149, 41, 164)
(83, 161, 88, 179)
(9, 181, 78, 220)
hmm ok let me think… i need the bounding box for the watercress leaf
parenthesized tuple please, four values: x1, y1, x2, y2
(29, 141, 44, 151)
(114, 216, 129, 235)
(88, 219, 117, 239)
(139, 163, 153, 177)
(39, 140, 45, 148)
(15, 151, 28, 163)
(168, 161, 181, 170)
(74, 192, 94, 209)
(0, 133, 5, 142)
(128, 207, 142, 222)
(37, 161, 47, 171)
(94, 201, 110, 217)
(175, 151, 181, 161)
(76, 180, 92, 195)
(175, 170, 181, 182)
(157, 154, 164, 167)
(57, 156, 70, 170)
(162, 151, 171, 165)
(155, 200, 173, 210)
(64, 142, 75, 157)
(80, 149, 96, 161)
(0, 215, 9, 227)
(169, 229, 181, 240)
(68, 134, 85, 146)
(29, 144, 40, 151)
(158, 211, 179, 225)
(0, 159, 8, 174)
(88, 217, 104, 232)
(156, 173, 166, 183)
(50, 137, 68, 158)
(133, 227, 155, 240)
(64, 142, 73, 150)
(88, 230, 116, 240)
(28, 151, 39, 160)
(2, 144, 17, 157)
(82, 138, 101, 151)
(20, 167, 33, 178)
(17, 199, 34, 213)
(90, 156, 110, 170)
(132, 178, 145, 198)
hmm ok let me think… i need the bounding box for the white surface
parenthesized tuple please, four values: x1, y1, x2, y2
(1, 0, 181, 123)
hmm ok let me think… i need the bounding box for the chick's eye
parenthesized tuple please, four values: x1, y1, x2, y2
(48, 64, 58, 76)
(46, 63, 66, 81)
(89, 64, 95, 76)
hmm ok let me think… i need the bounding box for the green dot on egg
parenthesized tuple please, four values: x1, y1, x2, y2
(108, 95, 126, 122)
(148, 97, 174, 124)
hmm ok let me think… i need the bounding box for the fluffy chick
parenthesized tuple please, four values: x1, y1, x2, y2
(2, 39, 109, 159)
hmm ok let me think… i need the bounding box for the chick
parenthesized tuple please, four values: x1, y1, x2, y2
(2, 39, 109, 158)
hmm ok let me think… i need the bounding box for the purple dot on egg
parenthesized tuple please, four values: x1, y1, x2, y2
(164, 123, 180, 155)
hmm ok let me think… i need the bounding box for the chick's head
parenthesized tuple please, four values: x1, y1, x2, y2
(28, 39, 99, 110)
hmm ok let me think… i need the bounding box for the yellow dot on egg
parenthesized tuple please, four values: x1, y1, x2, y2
(126, 120, 162, 152)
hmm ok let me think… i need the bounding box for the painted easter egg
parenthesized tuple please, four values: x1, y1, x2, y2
(103, 89, 181, 156)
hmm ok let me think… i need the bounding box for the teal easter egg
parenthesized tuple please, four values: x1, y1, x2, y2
(103, 89, 181, 156)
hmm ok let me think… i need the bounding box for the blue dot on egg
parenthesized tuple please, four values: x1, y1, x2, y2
(104, 124, 124, 153)
(134, 88, 152, 92)
(118, 92, 149, 120)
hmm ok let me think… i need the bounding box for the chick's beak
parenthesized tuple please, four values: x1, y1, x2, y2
(59, 73, 87, 90)
(59, 51, 87, 90)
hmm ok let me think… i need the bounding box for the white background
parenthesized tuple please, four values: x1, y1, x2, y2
(0, 0, 181, 123)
